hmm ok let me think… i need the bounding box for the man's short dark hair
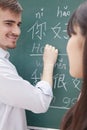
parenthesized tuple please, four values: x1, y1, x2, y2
(0, 0, 23, 14)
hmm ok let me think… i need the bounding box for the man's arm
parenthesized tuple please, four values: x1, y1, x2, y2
(42, 44, 58, 87)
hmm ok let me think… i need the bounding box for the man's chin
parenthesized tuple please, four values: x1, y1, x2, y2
(8, 45, 16, 49)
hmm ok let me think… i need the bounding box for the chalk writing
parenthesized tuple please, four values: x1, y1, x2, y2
(51, 23, 62, 39)
(31, 43, 44, 54)
(63, 23, 69, 39)
(51, 22, 68, 39)
(54, 73, 67, 91)
(55, 57, 66, 70)
(31, 68, 41, 85)
(51, 96, 77, 109)
(36, 8, 44, 19)
(63, 97, 77, 108)
(72, 78, 81, 91)
(26, 5, 81, 110)
(27, 5, 70, 40)
(35, 60, 43, 67)
(27, 21, 46, 40)
(57, 6, 70, 18)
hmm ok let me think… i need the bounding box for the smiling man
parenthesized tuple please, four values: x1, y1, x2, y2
(0, 0, 58, 130)
(0, 7, 21, 50)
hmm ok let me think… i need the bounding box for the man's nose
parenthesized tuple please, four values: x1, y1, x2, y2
(12, 26, 21, 36)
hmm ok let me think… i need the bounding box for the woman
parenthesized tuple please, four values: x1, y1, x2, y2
(60, 1, 87, 130)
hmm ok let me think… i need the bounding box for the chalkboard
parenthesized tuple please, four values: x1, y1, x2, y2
(9, 0, 84, 129)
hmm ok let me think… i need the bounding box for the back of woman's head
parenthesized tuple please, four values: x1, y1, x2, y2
(67, 1, 87, 37)
(61, 1, 87, 130)
(67, 1, 87, 81)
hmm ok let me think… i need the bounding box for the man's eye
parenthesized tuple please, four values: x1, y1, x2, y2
(6, 22, 12, 26)
(18, 23, 21, 27)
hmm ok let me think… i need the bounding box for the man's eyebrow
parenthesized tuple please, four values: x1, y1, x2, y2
(3, 20, 22, 24)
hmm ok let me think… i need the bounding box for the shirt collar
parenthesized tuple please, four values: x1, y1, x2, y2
(0, 48, 10, 59)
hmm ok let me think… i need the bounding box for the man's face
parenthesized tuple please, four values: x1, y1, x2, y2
(0, 8, 22, 50)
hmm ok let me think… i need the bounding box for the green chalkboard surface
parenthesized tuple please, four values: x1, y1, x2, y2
(9, 0, 84, 129)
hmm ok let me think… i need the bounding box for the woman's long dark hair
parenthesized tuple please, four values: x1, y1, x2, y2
(60, 1, 87, 130)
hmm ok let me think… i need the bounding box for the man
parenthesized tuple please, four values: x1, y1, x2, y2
(0, 0, 58, 130)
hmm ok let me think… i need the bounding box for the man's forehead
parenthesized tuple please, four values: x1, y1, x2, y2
(0, 8, 22, 22)
(0, 8, 22, 16)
